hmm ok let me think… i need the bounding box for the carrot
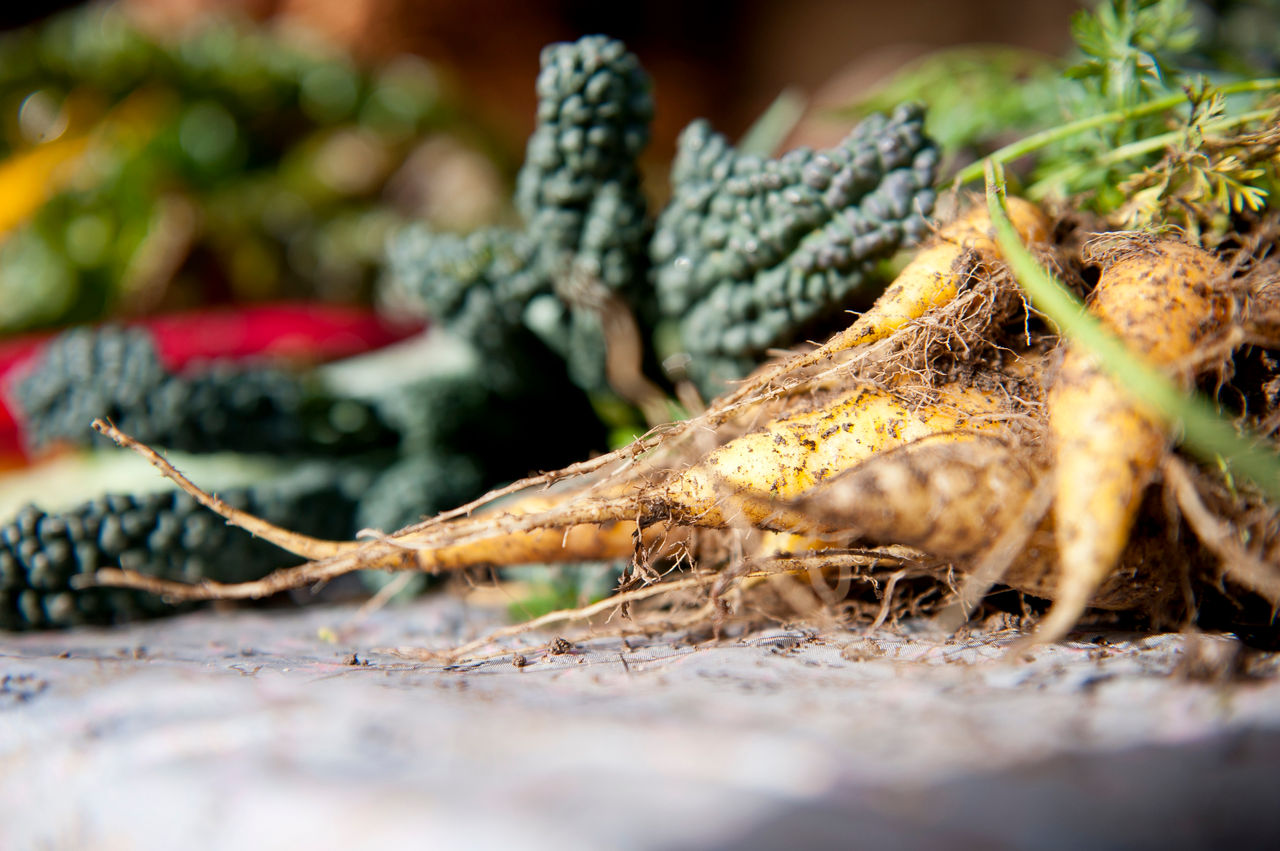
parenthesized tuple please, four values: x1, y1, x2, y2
(779, 429, 1181, 617)
(1036, 239, 1233, 642)
(790, 434, 1038, 559)
(658, 381, 1014, 530)
(838, 196, 1052, 348)
(89, 374, 1023, 600)
(712, 197, 1052, 413)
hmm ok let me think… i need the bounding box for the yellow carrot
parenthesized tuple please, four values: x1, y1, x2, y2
(838, 196, 1052, 348)
(714, 198, 1054, 414)
(91, 374, 1020, 601)
(1038, 240, 1232, 642)
(791, 435, 1038, 558)
(660, 381, 1014, 529)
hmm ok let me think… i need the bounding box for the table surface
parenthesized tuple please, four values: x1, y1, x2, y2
(3, 596, 1280, 850)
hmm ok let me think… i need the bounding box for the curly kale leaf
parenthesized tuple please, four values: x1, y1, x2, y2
(384, 35, 653, 394)
(651, 103, 939, 393)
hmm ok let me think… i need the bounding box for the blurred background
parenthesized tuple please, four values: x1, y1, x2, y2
(6, 0, 1279, 340)
(0, 0, 1084, 337)
(109, 0, 1086, 153)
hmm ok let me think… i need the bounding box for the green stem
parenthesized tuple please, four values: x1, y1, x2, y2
(950, 77, 1280, 189)
(983, 159, 1280, 504)
(1027, 107, 1275, 200)
(738, 88, 807, 158)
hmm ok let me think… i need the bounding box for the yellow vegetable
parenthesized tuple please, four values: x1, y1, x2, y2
(90, 375, 1019, 599)
(791, 435, 1038, 558)
(839, 196, 1052, 348)
(1037, 240, 1233, 642)
(714, 197, 1052, 413)
(659, 381, 1012, 529)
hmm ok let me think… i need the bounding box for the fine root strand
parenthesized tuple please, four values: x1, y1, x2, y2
(92, 418, 358, 561)
(1166, 456, 1280, 605)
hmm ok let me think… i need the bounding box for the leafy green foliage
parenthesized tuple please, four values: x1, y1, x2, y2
(1116, 85, 1278, 235)
(1066, 0, 1197, 112)
(1036, 0, 1202, 208)
(938, 0, 1279, 225)
(0, 463, 368, 630)
(651, 104, 938, 394)
(0, 5, 454, 333)
(13, 325, 397, 456)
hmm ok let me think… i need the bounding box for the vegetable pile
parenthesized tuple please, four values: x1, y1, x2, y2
(11, 1, 1280, 650)
(92, 182, 1280, 649)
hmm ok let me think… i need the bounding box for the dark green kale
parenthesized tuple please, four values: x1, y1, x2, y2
(383, 227, 547, 392)
(650, 103, 939, 394)
(384, 35, 653, 394)
(0, 462, 368, 630)
(2, 321, 607, 632)
(354, 452, 484, 534)
(11, 325, 397, 456)
(516, 35, 652, 294)
(366, 362, 607, 517)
